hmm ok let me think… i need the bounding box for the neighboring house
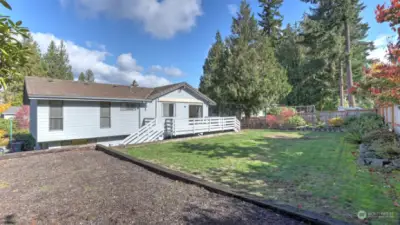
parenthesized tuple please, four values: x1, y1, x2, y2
(24, 77, 239, 149)
(2, 106, 21, 119)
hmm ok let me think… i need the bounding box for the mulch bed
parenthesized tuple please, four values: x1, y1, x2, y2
(0, 149, 303, 224)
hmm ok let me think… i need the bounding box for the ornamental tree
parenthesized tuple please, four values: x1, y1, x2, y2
(15, 105, 29, 130)
(355, 0, 400, 104)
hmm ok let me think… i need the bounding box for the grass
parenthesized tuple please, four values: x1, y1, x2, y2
(125, 130, 400, 224)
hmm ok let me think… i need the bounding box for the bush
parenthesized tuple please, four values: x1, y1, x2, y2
(14, 130, 35, 151)
(371, 139, 400, 159)
(0, 118, 15, 134)
(344, 113, 386, 144)
(0, 138, 9, 146)
(280, 107, 296, 120)
(0, 103, 11, 114)
(268, 107, 283, 116)
(362, 129, 397, 145)
(266, 115, 279, 128)
(15, 105, 29, 130)
(328, 117, 344, 127)
(287, 115, 307, 127)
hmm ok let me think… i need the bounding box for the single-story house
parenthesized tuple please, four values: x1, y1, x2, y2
(24, 77, 239, 149)
(2, 106, 21, 119)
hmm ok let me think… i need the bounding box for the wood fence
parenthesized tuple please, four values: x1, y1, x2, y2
(241, 109, 376, 129)
(377, 104, 400, 134)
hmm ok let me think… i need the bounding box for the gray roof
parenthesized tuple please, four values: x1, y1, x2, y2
(2, 106, 21, 115)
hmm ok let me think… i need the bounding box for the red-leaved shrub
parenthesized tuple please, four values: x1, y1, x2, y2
(280, 107, 296, 120)
(15, 105, 29, 130)
(266, 115, 278, 128)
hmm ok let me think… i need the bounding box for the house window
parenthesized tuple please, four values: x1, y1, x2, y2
(163, 103, 175, 117)
(120, 103, 139, 111)
(49, 101, 63, 131)
(189, 105, 203, 118)
(100, 102, 111, 128)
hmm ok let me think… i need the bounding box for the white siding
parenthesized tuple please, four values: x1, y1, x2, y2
(156, 89, 210, 123)
(395, 106, 400, 134)
(2, 114, 15, 120)
(36, 100, 140, 143)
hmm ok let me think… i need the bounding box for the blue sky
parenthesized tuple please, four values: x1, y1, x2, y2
(2, 0, 391, 87)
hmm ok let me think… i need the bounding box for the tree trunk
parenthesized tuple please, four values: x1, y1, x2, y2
(339, 62, 344, 107)
(344, 19, 356, 107)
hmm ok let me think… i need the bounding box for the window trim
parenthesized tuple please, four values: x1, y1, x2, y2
(100, 102, 111, 129)
(162, 103, 175, 118)
(49, 100, 63, 131)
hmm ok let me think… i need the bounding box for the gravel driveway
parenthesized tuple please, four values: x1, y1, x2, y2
(0, 149, 303, 225)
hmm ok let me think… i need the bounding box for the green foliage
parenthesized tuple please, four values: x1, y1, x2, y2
(0, 118, 15, 134)
(362, 129, 397, 146)
(200, 1, 291, 117)
(132, 79, 139, 87)
(258, 0, 283, 46)
(13, 129, 35, 151)
(43, 40, 73, 80)
(0, 0, 30, 89)
(85, 69, 95, 82)
(287, 115, 307, 127)
(344, 113, 386, 144)
(78, 72, 85, 81)
(267, 106, 282, 116)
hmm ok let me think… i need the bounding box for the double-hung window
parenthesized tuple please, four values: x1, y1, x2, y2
(163, 103, 175, 117)
(49, 101, 63, 131)
(100, 102, 111, 128)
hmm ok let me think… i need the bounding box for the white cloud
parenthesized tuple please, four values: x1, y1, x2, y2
(31, 32, 170, 87)
(117, 53, 144, 72)
(368, 34, 396, 63)
(62, 0, 202, 39)
(85, 41, 107, 51)
(150, 65, 184, 77)
(227, 4, 238, 16)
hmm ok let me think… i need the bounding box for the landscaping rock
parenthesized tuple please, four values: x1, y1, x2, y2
(392, 159, 400, 169)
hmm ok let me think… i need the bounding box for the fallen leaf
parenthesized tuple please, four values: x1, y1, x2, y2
(394, 201, 399, 207)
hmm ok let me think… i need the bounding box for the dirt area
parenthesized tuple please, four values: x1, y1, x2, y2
(0, 149, 303, 225)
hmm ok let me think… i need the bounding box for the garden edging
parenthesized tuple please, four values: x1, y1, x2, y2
(96, 144, 350, 225)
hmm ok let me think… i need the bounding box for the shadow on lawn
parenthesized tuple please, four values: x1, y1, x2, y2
(176, 135, 352, 220)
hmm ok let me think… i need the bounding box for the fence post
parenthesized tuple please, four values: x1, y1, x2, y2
(392, 105, 395, 130)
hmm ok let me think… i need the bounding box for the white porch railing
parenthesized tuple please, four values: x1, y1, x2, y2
(171, 117, 240, 136)
(121, 117, 241, 146)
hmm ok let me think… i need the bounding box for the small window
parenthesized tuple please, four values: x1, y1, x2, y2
(49, 101, 63, 131)
(120, 103, 139, 111)
(100, 102, 111, 128)
(163, 103, 175, 117)
(189, 105, 203, 118)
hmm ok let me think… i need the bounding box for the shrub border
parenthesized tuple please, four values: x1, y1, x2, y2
(96, 144, 350, 225)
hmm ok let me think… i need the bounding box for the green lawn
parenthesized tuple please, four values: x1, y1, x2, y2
(124, 130, 400, 224)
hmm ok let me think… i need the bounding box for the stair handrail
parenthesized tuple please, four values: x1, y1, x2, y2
(122, 118, 157, 145)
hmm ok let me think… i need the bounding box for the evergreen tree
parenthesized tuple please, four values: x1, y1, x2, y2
(78, 72, 85, 81)
(43, 41, 58, 79)
(199, 31, 228, 107)
(131, 79, 139, 87)
(85, 69, 95, 83)
(258, 0, 283, 46)
(43, 40, 74, 80)
(301, 0, 371, 107)
(58, 41, 74, 80)
(226, 0, 290, 117)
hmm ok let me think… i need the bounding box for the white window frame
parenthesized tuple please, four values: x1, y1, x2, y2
(100, 102, 111, 128)
(120, 102, 139, 111)
(49, 101, 63, 131)
(162, 103, 175, 117)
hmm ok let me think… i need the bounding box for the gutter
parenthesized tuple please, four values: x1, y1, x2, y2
(29, 95, 152, 103)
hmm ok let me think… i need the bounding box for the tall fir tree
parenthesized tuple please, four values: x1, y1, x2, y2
(78, 72, 85, 81)
(43, 40, 74, 80)
(199, 31, 228, 109)
(131, 79, 139, 87)
(258, 0, 283, 46)
(301, 0, 371, 107)
(226, 0, 290, 117)
(85, 69, 95, 83)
